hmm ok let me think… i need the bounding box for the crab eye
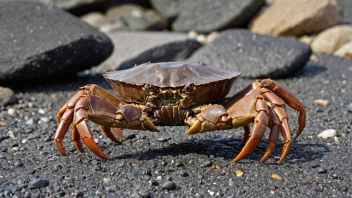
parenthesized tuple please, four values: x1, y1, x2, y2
(145, 84, 154, 92)
(184, 83, 195, 92)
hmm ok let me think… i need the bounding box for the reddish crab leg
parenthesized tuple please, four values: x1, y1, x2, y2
(56, 91, 83, 125)
(55, 108, 74, 156)
(72, 124, 85, 153)
(261, 79, 306, 138)
(74, 98, 107, 160)
(278, 119, 292, 163)
(100, 126, 122, 144)
(242, 124, 250, 145)
(113, 128, 124, 138)
(233, 99, 269, 162)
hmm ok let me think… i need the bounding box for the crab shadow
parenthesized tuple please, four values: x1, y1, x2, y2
(111, 137, 329, 164)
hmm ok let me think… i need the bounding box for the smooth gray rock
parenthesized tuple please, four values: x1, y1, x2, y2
(188, 29, 312, 78)
(105, 4, 167, 31)
(337, 0, 352, 24)
(0, 1, 113, 82)
(171, 0, 265, 33)
(151, 0, 190, 21)
(93, 32, 201, 72)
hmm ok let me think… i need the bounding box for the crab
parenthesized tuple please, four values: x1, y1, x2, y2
(55, 62, 306, 163)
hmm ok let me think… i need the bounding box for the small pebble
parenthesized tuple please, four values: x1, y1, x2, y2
(149, 180, 159, 186)
(200, 161, 212, 167)
(188, 31, 198, 39)
(271, 174, 283, 181)
(175, 161, 184, 167)
(317, 168, 328, 174)
(157, 138, 169, 142)
(103, 178, 111, 184)
(30, 179, 49, 189)
(318, 129, 337, 139)
(162, 181, 176, 190)
(8, 131, 15, 139)
(7, 108, 15, 115)
(235, 170, 244, 177)
(314, 99, 329, 107)
(26, 119, 34, 125)
(40, 117, 50, 123)
(179, 170, 189, 177)
(38, 109, 46, 114)
(156, 176, 162, 180)
(125, 134, 136, 140)
(143, 169, 152, 176)
(196, 35, 206, 43)
(95, 189, 103, 196)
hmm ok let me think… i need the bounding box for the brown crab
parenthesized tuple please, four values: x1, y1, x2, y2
(55, 62, 306, 163)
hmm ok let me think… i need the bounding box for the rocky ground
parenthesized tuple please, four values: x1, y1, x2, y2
(0, 0, 352, 197)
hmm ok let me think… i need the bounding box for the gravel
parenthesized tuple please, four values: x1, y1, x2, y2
(0, 53, 351, 197)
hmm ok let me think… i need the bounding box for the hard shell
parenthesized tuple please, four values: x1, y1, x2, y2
(103, 62, 241, 105)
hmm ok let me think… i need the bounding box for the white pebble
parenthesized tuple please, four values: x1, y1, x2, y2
(103, 178, 111, 184)
(22, 139, 27, 144)
(318, 129, 337, 139)
(26, 118, 34, 125)
(8, 131, 16, 139)
(208, 190, 215, 196)
(196, 35, 206, 43)
(334, 136, 340, 144)
(38, 109, 46, 114)
(7, 108, 15, 115)
(40, 117, 50, 123)
(314, 99, 329, 107)
(156, 176, 162, 180)
(188, 31, 198, 39)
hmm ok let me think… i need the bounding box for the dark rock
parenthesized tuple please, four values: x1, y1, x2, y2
(179, 170, 189, 177)
(30, 179, 50, 189)
(125, 134, 136, 140)
(188, 29, 312, 78)
(172, 0, 265, 33)
(105, 5, 167, 31)
(162, 181, 176, 190)
(175, 161, 184, 167)
(0, 87, 16, 106)
(149, 180, 159, 186)
(157, 138, 169, 143)
(317, 168, 328, 174)
(142, 169, 152, 176)
(93, 31, 201, 72)
(0, 1, 113, 82)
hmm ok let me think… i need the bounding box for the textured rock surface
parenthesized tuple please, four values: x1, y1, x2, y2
(250, 0, 343, 37)
(172, 0, 264, 33)
(311, 25, 352, 53)
(93, 32, 201, 72)
(39, 0, 107, 10)
(150, 0, 190, 21)
(188, 30, 312, 78)
(105, 4, 166, 31)
(0, 1, 113, 82)
(334, 41, 352, 59)
(336, 0, 352, 24)
(0, 53, 351, 197)
(81, 12, 109, 28)
(0, 87, 16, 106)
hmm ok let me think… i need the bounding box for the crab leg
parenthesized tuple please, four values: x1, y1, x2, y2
(55, 108, 74, 156)
(261, 79, 306, 138)
(232, 99, 269, 162)
(72, 124, 85, 153)
(74, 97, 107, 159)
(100, 126, 122, 144)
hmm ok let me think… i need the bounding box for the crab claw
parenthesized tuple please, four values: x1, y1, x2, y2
(116, 104, 159, 132)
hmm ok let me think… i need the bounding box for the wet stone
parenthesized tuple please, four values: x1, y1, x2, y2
(30, 179, 49, 189)
(162, 181, 176, 190)
(200, 161, 212, 167)
(157, 138, 169, 142)
(179, 170, 189, 177)
(317, 168, 328, 174)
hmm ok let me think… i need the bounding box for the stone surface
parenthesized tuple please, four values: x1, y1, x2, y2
(93, 31, 201, 72)
(39, 0, 107, 10)
(188, 29, 312, 78)
(105, 4, 166, 31)
(81, 12, 109, 28)
(336, 0, 352, 24)
(334, 40, 352, 59)
(250, 0, 343, 37)
(311, 25, 352, 53)
(172, 0, 265, 33)
(150, 0, 189, 21)
(0, 87, 16, 106)
(0, 1, 113, 82)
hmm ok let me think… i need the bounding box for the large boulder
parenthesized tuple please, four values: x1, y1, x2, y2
(93, 32, 201, 72)
(336, 0, 352, 24)
(0, 1, 113, 82)
(188, 30, 312, 78)
(311, 25, 352, 53)
(152, 0, 265, 33)
(250, 0, 343, 37)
